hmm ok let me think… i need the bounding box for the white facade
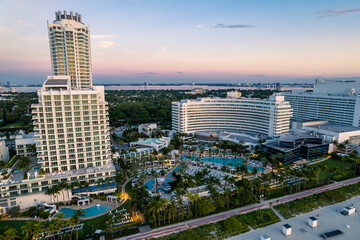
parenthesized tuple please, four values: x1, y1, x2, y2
(32, 77, 112, 174)
(0, 141, 9, 162)
(130, 137, 170, 151)
(314, 79, 360, 95)
(283, 91, 360, 127)
(227, 91, 241, 98)
(172, 94, 292, 137)
(0, 11, 116, 213)
(138, 123, 157, 136)
(292, 121, 360, 144)
(15, 132, 36, 157)
(48, 11, 92, 89)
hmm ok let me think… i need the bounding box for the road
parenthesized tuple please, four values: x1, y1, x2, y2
(117, 176, 360, 240)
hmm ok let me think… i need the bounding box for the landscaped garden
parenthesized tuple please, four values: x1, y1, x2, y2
(154, 208, 281, 240)
(274, 182, 360, 219)
(235, 208, 281, 229)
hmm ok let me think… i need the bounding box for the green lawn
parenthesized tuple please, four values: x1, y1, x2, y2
(0, 220, 28, 237)
(0, 201, 132, 239)
(125, 180, 132, 194)
(236, 208, 281, 229)
(310, 158, 353, 181)
(311, 158, 351, 170)
(1, 122, 24, 128)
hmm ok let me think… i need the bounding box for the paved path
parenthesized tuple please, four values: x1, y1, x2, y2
(117, 176, 360, 240)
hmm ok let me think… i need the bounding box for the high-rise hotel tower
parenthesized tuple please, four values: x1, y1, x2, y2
(32, 11, 115, 192)
(48, 11, 92, 89)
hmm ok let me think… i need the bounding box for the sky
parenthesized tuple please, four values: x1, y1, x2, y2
(0, 0, 360, 85)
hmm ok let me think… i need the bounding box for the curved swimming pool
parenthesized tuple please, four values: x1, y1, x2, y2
(58, 204, 112, 218)
(145, 178, 174, 191)
(181, 155, 265, 172)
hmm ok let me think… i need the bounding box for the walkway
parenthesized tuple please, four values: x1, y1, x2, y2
(117, 176, 360, 240)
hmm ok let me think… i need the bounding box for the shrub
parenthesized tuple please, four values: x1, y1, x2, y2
(221, 216, 245, 234)
(7, 206, 20, 217)
(236, 209, 280, 229)
(38, 209, 49, 219)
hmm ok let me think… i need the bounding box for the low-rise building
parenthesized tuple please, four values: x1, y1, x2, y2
(261, 132, 329, 164)
(130, 137, 170, 152)
(15, 132, 36, 157)
(138, 123, 157, 136)
(0, 141, 9, 162)
(292, 120, 360, 144)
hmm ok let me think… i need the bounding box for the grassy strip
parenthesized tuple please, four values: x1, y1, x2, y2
(235, 208, 281, 229)
(155, 216, 250, 240)
(154, 209, 281, 240)
(274, 182, 360, 219)
(1, 122, 24, 128)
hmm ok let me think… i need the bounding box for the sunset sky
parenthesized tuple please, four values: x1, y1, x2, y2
(0, 0, 360, 84)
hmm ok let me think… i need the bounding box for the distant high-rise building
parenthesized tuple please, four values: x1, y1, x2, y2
(48, 11, 92, 89)
(6, 81, 10, 88)
(283, 79, 360, 127)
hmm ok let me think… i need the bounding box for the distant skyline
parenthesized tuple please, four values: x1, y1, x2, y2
(0, 0, 360, 84)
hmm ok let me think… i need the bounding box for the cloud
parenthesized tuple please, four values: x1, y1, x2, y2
(162, 47, 167, 51)
(97, 41, 114, 48)
(0, 25, 13, 33)
(16, 19, 33, 27)
(146, 72, 156, 74)
(196, 24, 203, 28)
(175, 72, 183, 74)
(214, 23, 256, 29)
(91, 34, 114, 39)
(316, 8, 360, 18)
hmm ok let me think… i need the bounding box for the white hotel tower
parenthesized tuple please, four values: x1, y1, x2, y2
(172, 94, 292, 137)
(48, 11, 92, 89)
(0, 12, 115, 213)
(32, 12, 115, 187)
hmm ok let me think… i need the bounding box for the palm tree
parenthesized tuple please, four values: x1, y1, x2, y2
(2, 228, 19, 240)
(252, 167, 258, 177)
(45, 188, 54, 203)
(48, 223, 57, 240)
(72, 209, 85, 240)
(58, 181, 69, 203)
(22, 220, 42, 240)
(67, 215, 77, 240)
(22, 221, 34, 239)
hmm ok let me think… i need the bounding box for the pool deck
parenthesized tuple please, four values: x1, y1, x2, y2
(58, 199, 121, 220)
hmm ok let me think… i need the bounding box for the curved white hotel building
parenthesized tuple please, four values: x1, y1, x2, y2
(172, 94, 292, 137)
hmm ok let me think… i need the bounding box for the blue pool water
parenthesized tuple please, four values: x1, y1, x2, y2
(181, 155, 265, 172)
(167, 166, 182, 177)
(145, 178, 174, 191)
(58, 204, 112, 218)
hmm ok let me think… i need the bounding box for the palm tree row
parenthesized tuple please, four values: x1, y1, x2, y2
(1, 210, 85, 240)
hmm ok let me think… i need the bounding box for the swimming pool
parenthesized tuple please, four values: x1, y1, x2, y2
(181, 155, 265, 172)
(58, 204, 112, 218)
(167, 166, 182, 177)
(145, 178, 174, 191)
